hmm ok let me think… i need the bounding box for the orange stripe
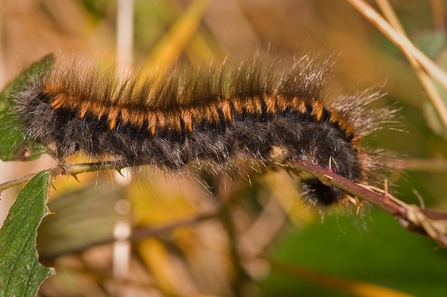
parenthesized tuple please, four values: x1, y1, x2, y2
(297, 99, 307, 114)
(220, 99, 233, 122)
(182, 109, 193, 132)
(148, 113, 157, 136)
(79, 102, 90, 118)
(311, 102, 323, 121)
(264, 94, 277, 114)
(51, 97, 64, 109)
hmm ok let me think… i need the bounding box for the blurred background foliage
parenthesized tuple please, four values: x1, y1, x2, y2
(1, 0, 447, 296)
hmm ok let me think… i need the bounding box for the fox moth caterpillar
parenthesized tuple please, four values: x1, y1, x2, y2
(11, 54, 393, 205)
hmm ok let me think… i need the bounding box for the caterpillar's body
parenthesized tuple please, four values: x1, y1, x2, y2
(12, 56, 391, 205)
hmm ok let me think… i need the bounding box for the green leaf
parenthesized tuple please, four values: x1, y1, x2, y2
(0, 54, 54, 161)
(0, 171, 54, 296)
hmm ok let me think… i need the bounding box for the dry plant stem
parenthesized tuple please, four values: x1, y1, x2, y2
(116, 0, 134, 74)
(293, 159, 447, 221)
(0, 172, 39, 193)
(375, 0, 447, 130)
(0, 161, 128, 192)
(4, 158, 447, 248)
(347, 0, 447, 117)
(363, 185, 447, 246)
(291, 160, 447, 247)
(291, 160, 405, 215)
(63, 161, 127, 175)
(4, 159, 447, 220)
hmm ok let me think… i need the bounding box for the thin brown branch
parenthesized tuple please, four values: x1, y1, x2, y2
(290, 160, 405, 215)
(0, 171, 39, 192)
(7, 156, 447, 249)
(0, 160, 131, 193)
(375, 0, 447, 130)
(346, 0, 447, 103)
(288, 160, 447, 248)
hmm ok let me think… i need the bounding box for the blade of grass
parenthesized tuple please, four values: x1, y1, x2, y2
(374, 0, 447, 131)
(346, 0, 447, 100)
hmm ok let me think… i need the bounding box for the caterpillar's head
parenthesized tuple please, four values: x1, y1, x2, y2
(302, 178, 345, 206)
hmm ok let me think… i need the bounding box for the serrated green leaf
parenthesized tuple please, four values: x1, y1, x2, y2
(0, 55, 54, 162)
(0, 171, 54, 296)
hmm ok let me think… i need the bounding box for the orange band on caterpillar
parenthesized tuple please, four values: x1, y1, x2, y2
(12, 56, 392, 205)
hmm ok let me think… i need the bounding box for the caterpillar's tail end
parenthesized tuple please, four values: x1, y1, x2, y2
(302, 178, 345, 206)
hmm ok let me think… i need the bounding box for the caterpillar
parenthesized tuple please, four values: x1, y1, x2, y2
(11, 55, 392, 206)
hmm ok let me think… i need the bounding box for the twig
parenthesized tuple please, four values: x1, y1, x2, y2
(6, 156, 447, 248)
(374, 0, 447, 130)
(290, 160, 405, 215)
(0, 160, 130, 192)
(346, 0, 447, 99)
(288, 160, 447, 248)
(0, 171, 40, 192)
(116, 0, 134, 76)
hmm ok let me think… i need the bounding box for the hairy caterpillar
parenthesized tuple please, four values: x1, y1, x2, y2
(11, 55, 392, 205)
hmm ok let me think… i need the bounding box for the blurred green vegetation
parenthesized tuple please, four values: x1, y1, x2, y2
(0, 0, 447, 296)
